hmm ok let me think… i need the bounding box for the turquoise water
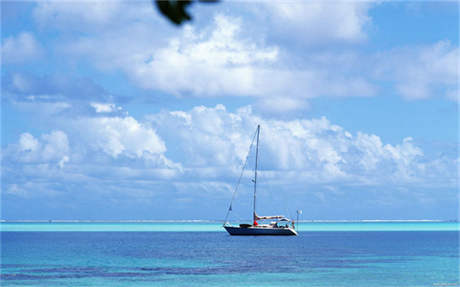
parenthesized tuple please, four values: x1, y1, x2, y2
(1, 221, 458, 232)
(1, 230, 459, 286)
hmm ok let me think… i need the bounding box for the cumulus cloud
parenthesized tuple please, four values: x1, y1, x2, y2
(3, 1, 457, 219)
(1, 32, 43, 63)
(130, 15, 278, 96)
(7, 114, 177, 165)
(3, 104, 456, 221)
(2, 113, 182, 199)
(19, 133, 40, 152)
(146, 104, 453, 187)
(41, 130, 70, 161)
(15, 130, 69, 167)
(10, 113, 176, 166)
(63, 14, 280, 98)
(75, 116, 164, 158)
(59, 12, 377, 114)
(8, 104, 452, 194)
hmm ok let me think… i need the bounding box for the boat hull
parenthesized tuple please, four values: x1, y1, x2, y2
(224, 225, 298, 236)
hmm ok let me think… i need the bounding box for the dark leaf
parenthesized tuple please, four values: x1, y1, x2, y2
(154, 0, 219, 26)
(154, 0, 193, 25)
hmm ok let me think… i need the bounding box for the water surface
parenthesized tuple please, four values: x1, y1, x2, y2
(1, 224, 458, 286)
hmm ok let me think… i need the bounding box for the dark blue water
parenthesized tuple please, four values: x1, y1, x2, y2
(1, 232, 459, 286)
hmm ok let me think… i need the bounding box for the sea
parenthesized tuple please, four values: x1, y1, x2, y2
(1, 221, 459, 287)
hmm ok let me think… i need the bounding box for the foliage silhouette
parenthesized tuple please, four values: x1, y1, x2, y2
(154, 0, 218, 26)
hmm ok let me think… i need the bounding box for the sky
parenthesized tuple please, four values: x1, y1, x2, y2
(1, 0, 458, 221)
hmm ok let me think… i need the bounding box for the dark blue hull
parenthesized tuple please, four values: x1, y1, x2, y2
(224, 225, 298, 236)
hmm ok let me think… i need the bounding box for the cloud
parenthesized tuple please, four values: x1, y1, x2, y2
(3, 104, 456, 220)
(6, 113, 179, 167)
(34, 0, 124, 29)
(58, 12, 377, 114)
(130, 15, 279, 96)
(26, 1, 456, 113)
(41, 131, 70, 162)
(2, 112, 182, 200)
(2, 1, 457, 219)
(374, 41, 458, 100)
(0, 0, 449, 122)
(63, 14, 280, 97)
(261, 1, 372, 44)
(255, 97, 310, 116)
(19, 133, 40, 152)
(2, 73, 112, 103)
(27, 1, 379, 112)
(11, 104, 444, 193)
(90, 102, 122, 113)
(146, 104, 454, 188)
(73, 116, 167, 159)
(7, 103, 453, 198)
(14, 131, 70, 167)
(1, 32, 43, 63)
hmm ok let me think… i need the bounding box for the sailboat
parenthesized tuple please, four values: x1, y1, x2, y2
(223, 125, 298, 236)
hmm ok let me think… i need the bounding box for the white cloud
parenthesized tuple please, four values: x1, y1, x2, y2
(261, 1, 372, 44)
(19, 133, 40, 152)
(16, 130, 69, 167)
(28, 1, 378, 112)
(65, 14, 279, 98)
(3, 1, 457, 219)
(256, 97, 310, 115)
(1, 32, 43, 63)
(41, 130, 69, 161)
(3, 104, 456, 217)
(74, 116, 166, 159)
(375, 41, 458, 100)
(146, 104, 451, 187)
(59, 13, 377, 114)
(3, 114, 182, 198)
(90, 102, 121, 113)
(58, 156, 70, 169)
(132, 15, 278, 96)
(23, 0, 457, 109)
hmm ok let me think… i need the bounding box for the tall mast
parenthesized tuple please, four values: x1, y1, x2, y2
(253, 124, 260, 222)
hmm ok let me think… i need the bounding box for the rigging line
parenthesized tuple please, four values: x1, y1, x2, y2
(223, 127, 259, 225)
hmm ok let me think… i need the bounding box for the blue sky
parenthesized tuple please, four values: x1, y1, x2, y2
(1, 1, 458, 220)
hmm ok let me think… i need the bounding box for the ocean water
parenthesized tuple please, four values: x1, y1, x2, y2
(1, 223, 459, 287)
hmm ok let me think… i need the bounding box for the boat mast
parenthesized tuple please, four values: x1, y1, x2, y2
(253, 125, 260, 222)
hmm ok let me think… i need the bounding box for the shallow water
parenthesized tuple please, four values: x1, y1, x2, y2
(1, 221, 458, 232)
